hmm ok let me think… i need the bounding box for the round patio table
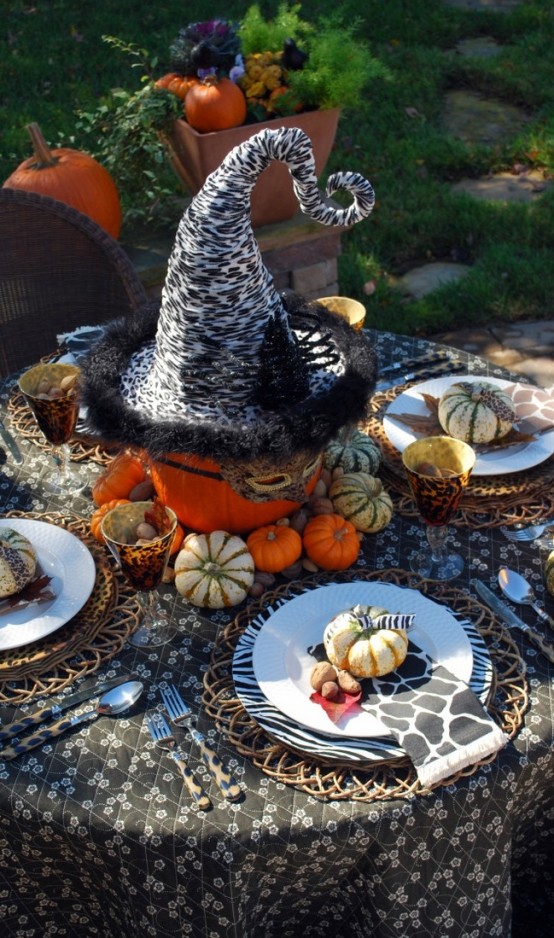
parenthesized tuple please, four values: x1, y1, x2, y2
(0, 329, 552, 938)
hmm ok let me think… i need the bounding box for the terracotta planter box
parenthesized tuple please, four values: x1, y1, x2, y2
(168, 108, 340, 228)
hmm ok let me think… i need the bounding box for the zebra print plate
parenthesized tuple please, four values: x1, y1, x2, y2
(232, 582, 493, 764)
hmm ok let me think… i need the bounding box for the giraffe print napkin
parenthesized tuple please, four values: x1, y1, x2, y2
(360, 642, 507, 788)
(503, 382, 554, 433)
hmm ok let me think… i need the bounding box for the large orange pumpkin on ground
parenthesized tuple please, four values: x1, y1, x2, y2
(3, 123, 122, 239)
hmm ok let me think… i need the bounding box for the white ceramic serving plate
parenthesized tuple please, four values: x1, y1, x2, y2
(252, 582, 478, 739)
(383, 374, 554, 476)
(0, 518, 96, 651)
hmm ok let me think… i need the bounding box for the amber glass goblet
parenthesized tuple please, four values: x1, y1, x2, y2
(18, 362, 87, 495)
(402, 436, 475, 580)
(101, 501, 177, 648)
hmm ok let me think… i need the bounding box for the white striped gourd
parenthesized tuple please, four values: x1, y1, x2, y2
(324, 604, 409, 678)
(437, 381, 515, 444)
(329, 472, 393, 533)
(323, 429, 381, 475)
(174, 530, 254, 608)
(0, 528, 37, 598)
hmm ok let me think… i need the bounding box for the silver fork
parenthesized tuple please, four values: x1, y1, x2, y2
(160, 685, 242, 803)
(144, 712, 212, 811)
(500, 521, 554, 543)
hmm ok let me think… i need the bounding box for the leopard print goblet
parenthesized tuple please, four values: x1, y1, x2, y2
(402, 436, 475, 580)
(101, 501, 178, 647)
(18, 363, 87, 496)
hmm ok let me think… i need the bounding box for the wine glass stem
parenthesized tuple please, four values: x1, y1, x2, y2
(138, 590, 157, 631)
(57, 442, 70, 482)
(426, 524, 449, 562)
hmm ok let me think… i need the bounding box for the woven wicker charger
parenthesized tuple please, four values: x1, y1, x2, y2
(203, 568, 528, 803)
(363, 385, 554, 529)
(0, 511, 140, 706)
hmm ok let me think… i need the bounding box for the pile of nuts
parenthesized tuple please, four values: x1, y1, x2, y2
(248, 464, 360, 598)
(415, 461, 457, 478)
(310, 660, 361, 699)
(34, 373, 78, 400)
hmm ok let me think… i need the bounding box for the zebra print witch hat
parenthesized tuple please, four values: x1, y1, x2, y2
(83, 126, 377, 487)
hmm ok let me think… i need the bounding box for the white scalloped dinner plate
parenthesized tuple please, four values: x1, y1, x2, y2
(249, 582, 491, 740)
(0, 519, 96, 651)
(383, 374, 554, 476)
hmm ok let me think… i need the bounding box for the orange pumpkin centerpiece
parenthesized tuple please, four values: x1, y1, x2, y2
(3, 123, 122, 239)
(81, 127, 377, 536)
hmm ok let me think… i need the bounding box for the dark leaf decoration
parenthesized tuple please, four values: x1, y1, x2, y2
(0, 575, 54, 617)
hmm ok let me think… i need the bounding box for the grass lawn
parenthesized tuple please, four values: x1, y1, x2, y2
(2, 0, 554, 336)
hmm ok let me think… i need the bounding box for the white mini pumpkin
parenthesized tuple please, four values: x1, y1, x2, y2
(437, 380, 515, 444)
(0, 528, 37, 598)
(324, 604, 411, 678)
(174, 530, 254, 608)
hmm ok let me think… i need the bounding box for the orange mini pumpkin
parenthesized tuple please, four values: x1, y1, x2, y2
(92, 451, 147, 507)
(303, 513, 360, 571)
(247, 523, 302, 573)
(155, 73, 199, 101)
(90, 498, 131, 544)
(184, 76, 247, 133)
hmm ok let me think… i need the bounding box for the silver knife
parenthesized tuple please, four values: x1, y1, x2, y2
(0, 672, 139, 744)
(471, 579, 554, 664)
(0, 418, 23, 464)
(376, 358, 466, 392)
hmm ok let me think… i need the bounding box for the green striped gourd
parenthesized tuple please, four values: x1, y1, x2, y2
(174, 530, 254, 608)
(329, 472, 393, 533)
(437, 381, 515, 444)
(0, 528, 37, 598)
(323, 429, 381, 475)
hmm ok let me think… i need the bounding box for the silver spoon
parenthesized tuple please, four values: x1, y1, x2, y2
(498, 567, 554, 631)
(1, 680, 144, 761)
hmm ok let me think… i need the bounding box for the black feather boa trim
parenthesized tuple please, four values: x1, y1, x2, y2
(81, 299, 377, 463)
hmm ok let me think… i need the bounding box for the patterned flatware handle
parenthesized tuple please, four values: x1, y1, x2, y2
(0, 705, 61, 744)
(0, 710, 95, 761)
(533, 604, 554, 632)
(169, 751, 212, 810)
(524, 626, 554, 663)
(190, 728, 242, 802)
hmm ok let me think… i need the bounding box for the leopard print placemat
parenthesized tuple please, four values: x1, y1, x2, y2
(363, 385, 554, 528)
(0, 511, 140, 705)
(203, 568, 528, 802)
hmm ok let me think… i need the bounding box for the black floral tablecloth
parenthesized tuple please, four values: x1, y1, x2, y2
(0, 331, 552, 938)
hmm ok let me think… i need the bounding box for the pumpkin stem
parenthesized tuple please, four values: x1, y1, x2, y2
(26, 122, 59, 169)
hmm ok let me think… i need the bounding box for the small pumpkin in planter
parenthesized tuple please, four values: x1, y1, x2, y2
(437, 380, 515, 444)
(3, 123, 122, 239)
(323, 429, 381, 475)
(329, 472, 393, 533)
(174, 531, 254, 608)
(92, 451, 147, 507)
(155, 73, 199, 100)
(303, 513, 360, 571)
(247, 524, 302, 574)
(324, 605, 412, 678)
(184, 76, 247, 133)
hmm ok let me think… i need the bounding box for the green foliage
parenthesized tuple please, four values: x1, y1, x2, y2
(75, 38, 183, 230)
(239, 3, 312, 55)
(289, 18, 390, 112)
